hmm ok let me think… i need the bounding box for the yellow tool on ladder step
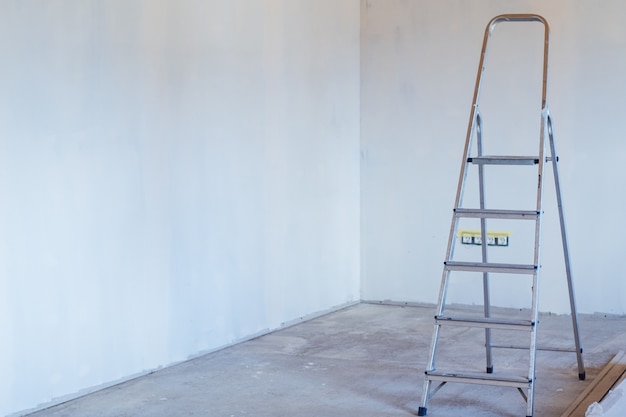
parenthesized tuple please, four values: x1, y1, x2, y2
(457, 229, 511, 246)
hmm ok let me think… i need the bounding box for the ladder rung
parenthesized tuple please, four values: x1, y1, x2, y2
(435, 315, 535, 331)
(444, 261, 538, 274)
(467, 155, 539, 165)
(426, 370, 531, 388)
(454, 208, 540, 220)
(491, 344, 580, 353)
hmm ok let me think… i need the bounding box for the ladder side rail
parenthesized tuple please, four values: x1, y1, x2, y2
(419, 306, 441, 415)
(476, 113, 494, 373)
(546, 113, 586, 380)
(525, 110, 549, 417)
(451, 17, 494, 214)
(526, 18, 550, 417)
(420, 110, 483, 416)
(419, 27, 491, 412)
(526, 19, 550, 416)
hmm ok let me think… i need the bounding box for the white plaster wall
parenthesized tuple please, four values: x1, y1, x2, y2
(0, 1, 361, 415)
(361, 0, 626, 315)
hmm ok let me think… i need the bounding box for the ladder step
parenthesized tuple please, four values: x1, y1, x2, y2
(426, 369, 531, 388)
(491, 343, 580, 353)
(454, 208, 540, 220)
(435, 315, 535, 331)
(445, 261, 538, 274)
(467, 155, 539, 165)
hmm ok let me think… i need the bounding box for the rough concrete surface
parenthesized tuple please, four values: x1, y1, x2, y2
(25, 303, 626, 417)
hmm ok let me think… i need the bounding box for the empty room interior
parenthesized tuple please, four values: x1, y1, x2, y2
(2, 1, 626, 416)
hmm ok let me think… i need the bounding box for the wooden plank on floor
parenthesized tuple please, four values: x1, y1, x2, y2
(615, 367, 626, 387)
(560, 351, 626, 417)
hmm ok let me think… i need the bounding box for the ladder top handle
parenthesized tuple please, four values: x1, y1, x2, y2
(487, 14, 550, 35)
(485, 14, 550, 109)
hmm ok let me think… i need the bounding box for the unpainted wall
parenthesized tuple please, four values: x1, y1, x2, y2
(0, 1, 361, 415)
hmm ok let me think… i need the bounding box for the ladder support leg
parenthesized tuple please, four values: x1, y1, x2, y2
(483, 271, 493, 373)
(418, 377, 431, 416)
(547, 114, 585, 379)
(476, 114, 494, 373)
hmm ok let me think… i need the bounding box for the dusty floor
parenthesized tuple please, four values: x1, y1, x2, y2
(26, 303, 626, 417)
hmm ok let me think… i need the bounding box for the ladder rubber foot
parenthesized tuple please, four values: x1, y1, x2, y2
(417, 407, 427, 416)
(579, 371, 586, 381)
(486, 366, 493, 374)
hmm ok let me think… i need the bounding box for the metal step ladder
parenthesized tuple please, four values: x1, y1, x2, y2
(417, 14, 585, 417)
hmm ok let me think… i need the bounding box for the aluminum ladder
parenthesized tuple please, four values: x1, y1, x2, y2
(417, 14, 585, 417)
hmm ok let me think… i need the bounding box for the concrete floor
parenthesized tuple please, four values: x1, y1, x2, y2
(26, 303, 626, 417)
